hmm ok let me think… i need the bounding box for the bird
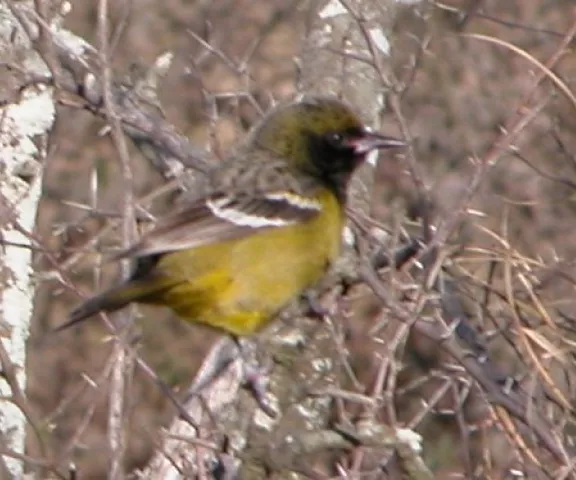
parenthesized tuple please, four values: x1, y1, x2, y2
(55, 96, 405, 337)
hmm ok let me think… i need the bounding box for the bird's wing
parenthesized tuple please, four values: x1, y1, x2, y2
(115, 188, 322, 259)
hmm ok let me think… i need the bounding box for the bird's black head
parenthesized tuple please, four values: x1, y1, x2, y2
(249, 96, 405, 196)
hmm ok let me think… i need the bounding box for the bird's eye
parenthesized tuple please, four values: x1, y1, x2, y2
(325, 132, 344, 146)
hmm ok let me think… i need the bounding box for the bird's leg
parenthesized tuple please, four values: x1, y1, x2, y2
(182, 336, 276, 417)
(234, 337, 277, 418)
(182, 336, 240, 404)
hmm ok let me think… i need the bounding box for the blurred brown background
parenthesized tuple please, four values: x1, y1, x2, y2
(26, 0, 576, 477)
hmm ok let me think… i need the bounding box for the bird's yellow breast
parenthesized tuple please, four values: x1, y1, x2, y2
(150, 188, 344, 336)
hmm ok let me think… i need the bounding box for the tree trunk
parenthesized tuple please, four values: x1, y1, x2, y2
(0, 2, 56, 477)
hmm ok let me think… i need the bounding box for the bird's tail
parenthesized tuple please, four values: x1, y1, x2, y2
(53, 280, 161, 333)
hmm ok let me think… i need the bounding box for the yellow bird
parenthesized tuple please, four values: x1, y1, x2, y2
(56, 96, 405, 336)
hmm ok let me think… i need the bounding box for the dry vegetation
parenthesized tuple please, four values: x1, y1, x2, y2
(13, 0, 576, 477)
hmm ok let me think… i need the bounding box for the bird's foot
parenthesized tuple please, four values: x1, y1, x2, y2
(242, 360, 277, 418)
(236, 338, 278, 418)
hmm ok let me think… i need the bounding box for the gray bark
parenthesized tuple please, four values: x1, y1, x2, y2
(0, 2, 56, 477)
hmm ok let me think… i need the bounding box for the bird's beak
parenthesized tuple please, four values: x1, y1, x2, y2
(350, 131, 406, 155)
